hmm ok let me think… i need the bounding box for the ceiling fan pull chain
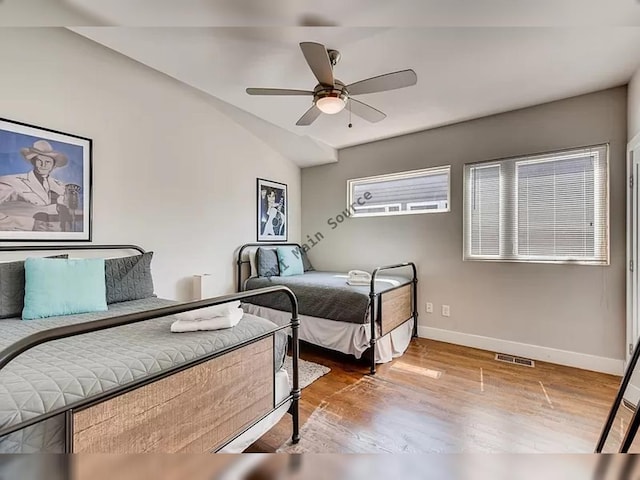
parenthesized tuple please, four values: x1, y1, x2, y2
(348, 99, 353, 128)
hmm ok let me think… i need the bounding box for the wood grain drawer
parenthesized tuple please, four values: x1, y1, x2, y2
(72, 337, 274, 453)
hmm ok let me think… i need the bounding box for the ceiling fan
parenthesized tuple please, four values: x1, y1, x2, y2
(246, 42, 417, 126)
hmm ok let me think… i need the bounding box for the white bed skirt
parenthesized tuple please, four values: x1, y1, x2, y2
(242, 304, 413, 364)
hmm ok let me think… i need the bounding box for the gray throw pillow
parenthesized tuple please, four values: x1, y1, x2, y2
(0, 254, 68, 319)
(105, 252, 155, 304)
(256, 247, 280, 277)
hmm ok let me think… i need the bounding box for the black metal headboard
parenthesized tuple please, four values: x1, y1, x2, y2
(236, 242, 302, 292)
(0, 244, 146, 255)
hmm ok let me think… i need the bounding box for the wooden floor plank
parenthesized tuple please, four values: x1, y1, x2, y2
(248, 338, 622, 453)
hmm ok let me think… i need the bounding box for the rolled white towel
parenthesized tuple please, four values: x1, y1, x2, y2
(171, 308, 243, 333)
(347, 277, 401, 287)
(348, 270, 371, 281)
(173, 301, 241, 322)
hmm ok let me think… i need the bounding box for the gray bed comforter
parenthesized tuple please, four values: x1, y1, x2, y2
(0, 297, 287, 453)
(244, 271, 411, 324)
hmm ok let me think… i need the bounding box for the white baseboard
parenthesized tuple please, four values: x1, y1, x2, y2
(418, 326, 624, 376)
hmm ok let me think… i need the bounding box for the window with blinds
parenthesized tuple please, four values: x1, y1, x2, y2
(464, 144, 609, 264)
(348, 166, 450, 217)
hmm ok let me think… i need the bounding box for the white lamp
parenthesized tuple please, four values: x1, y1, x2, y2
(316, 96, 346, 114)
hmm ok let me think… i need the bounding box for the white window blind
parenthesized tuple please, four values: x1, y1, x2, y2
(469, 164, 501, 257)
(464, 144, 609, 264)
(348, 166, 450, 218)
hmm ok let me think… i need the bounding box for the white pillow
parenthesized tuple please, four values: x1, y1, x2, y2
(248, 248, 258, 277)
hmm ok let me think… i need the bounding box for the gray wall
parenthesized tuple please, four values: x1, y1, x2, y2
(0, 28, 301, 300)
(302, 87, 627, 362)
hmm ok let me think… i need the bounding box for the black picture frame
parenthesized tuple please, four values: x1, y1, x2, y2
(257, 178, 287, 242)
(0, 117, 92, 242)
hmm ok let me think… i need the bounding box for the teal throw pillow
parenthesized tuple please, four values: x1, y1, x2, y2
(276, 246, 304, 277)
(23, 257, 108, 320)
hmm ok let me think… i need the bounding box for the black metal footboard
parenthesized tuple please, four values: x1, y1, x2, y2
(0, 245, 300, 453)
(596, 332, 640, 453)
(369, 262, 418, 375)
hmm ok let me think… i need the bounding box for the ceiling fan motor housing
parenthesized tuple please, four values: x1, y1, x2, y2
(313, 80, 348, 104)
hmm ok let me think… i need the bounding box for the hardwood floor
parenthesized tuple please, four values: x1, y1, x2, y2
(249, 338, 622, 453)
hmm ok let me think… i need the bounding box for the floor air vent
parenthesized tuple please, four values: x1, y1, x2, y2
(495, 353, 535, 368)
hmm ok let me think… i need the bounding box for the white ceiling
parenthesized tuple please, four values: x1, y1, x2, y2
(17, 0, 640, 26)
(4, 1, 640, 166)
(72, 26, 640, 153)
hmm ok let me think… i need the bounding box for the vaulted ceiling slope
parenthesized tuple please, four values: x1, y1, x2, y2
(72, 27, 640, 156)
(3, 1, 640, 167)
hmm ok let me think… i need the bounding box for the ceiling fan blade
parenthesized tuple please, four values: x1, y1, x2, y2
(296, 105, 322, 126)
(299, 42, 334, 87)
(246, 88, 313, 96)
(347, 69, 417, 96)
(349, 99, 386, 123)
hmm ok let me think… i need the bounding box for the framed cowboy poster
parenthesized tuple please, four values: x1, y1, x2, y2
(0, 117, 92, 241)
(257, 178, 287, 242)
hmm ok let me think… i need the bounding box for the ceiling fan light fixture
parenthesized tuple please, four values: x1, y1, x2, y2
(316, 95, 346, 114)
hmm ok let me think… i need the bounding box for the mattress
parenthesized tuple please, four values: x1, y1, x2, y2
(244, 271, 411, 324)
(0, 297, 287, 453)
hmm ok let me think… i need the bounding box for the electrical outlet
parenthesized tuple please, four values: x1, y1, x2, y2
(442, 305, 450, 317)
(426, 302, 433, 313)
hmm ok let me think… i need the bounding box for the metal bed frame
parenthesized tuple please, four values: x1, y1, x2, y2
(236, 242, 418, 374)
(596, 333, 640, 453)
(0, 244, 300, 453)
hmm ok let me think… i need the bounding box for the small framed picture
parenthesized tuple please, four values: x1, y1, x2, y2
(257, 178, 287, 242)
(0, 117, 92, 241)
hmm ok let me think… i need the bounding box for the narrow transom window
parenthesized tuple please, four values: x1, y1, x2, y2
(348, 166, 451, 218)
(464, 144, 609, 265)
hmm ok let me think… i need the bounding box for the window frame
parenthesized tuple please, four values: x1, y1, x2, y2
(347, 165, 451, 219)
(463, 144, 610, 265)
